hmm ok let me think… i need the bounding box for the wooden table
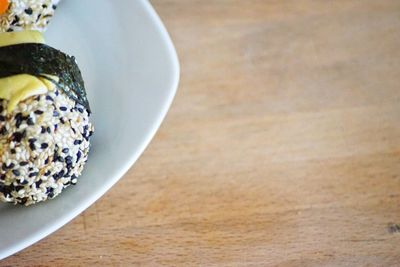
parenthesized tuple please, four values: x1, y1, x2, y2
(2, 0, 400, 266)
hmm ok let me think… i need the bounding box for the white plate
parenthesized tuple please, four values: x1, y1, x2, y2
(0, 0, 179, 259)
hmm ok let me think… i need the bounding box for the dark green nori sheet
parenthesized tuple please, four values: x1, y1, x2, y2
(0, 43, 91, 113)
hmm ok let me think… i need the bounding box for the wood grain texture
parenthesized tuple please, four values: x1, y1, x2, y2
(2, 0, 400, 266)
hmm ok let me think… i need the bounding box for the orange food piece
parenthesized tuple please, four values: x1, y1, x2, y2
(0, 0, 9, 15)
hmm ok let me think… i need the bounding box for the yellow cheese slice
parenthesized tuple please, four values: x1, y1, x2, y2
(0, 30, 55, 112)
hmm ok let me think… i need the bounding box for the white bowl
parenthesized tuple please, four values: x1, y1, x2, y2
(0, 0, 179, 259)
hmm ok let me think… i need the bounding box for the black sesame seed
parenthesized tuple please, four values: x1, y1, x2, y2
(65, 156, 73, 165)
(12, 169, 20, 176)
(42, 4, 47, 8)
(2, 164, 7, 171)
(12, 132, 24, 142)
(10, 149, 16, 154)
(27, 117, 34, 126)
(0, 174, 5, 180)
(53, 111, 59, 117)
(0, 105, 3, 113)
(11, 15, 20, 25)
(60, 106, 67, 111)
(54, 124, 58, 131)
(35, 180, 43, 187)
(47, 187, 54, 197)
(25, 8, 33, 15)
(20, 179, 29, 185)
(74, 140, 82, 145)
(57, 156, 64, 162)
(19, 197, 28, 205)
(0, 126, 7, 135)
(62, 148, 69, 153)
(29, 172, 38, 178)
(44, 171, 51, 176)
(76, 151, 82, 162)
(36, 13, 42, 23)
(41, 143, 49, 149)
(28, 138, 37, 143)
(19, 161, 28, 166)
(8, 163, 15, 169)
(60, 118, 65, 124)
(6, 28, 13, 32)
(0, 184, 11, 196)
(16, 119, 22, 128)
(34, 110, 43, 115)
(29, 142, 36, 151)
(46, 126, 51, 133)
(14, 185, 24, 191)
(0, 115, 5, 121)
(46, 95, 54, 101)
(15, 113, 22, 120)
(77, 107, 84, 113)
(45, 158, 49, 164)
(28, 167, 33, 171)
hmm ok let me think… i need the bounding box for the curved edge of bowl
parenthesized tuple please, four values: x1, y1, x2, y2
(0, 0, 180, 260)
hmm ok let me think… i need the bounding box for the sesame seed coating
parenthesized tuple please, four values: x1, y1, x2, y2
(0, 87, 93, 206)
(0, 0, 61, 33)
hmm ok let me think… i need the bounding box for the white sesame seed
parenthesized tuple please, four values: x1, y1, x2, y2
(1, 0, 60, 33)
(0, 87, 93, 206)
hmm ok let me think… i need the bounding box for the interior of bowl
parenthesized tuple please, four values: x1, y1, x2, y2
(0, 0, 179, 259)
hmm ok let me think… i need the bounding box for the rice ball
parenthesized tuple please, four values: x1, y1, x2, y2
(0, 0, 61, 32)
(0, 87, 93, 205)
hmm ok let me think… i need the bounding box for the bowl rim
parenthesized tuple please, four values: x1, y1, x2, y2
(0, 0, 180, 260)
